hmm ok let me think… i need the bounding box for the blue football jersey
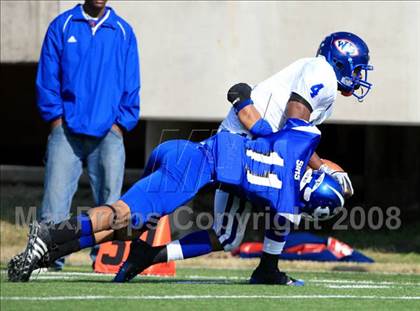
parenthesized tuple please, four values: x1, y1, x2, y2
(212, 118, 321, 223)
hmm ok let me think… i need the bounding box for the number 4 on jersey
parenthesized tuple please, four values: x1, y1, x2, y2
(310, 83, 324, 98)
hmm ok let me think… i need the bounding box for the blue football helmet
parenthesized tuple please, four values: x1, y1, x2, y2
(317, 31, 373, 102)
(299, 169, 345, 221)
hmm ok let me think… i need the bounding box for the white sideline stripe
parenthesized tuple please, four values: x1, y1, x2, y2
(185, 275, 420, 286)
(31, 276, 75, 280)
(4, 268, 416, 277)
(1, 295, 420, 301)
(26, 274, 411, 288)
(326, 285, 391, 289)
(310, 279, 420, 286)
(2, 271, 419, 287)
(30, 273, 420, 286)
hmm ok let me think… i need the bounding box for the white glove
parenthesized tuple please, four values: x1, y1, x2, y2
(319, 164, 354, 198)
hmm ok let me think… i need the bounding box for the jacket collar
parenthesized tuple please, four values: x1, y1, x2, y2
(70, 4, 117, 29)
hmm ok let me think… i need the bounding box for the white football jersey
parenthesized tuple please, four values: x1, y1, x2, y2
(219, 56, 337, 136)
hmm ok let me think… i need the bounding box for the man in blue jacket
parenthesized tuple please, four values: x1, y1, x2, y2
(36, 0, 140, 270)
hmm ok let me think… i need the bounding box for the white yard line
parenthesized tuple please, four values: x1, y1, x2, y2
(28, 276, 76, 280)
(29, 275, 413, 288)
(173, 274, 420, 286)
(184, 275, 420, 286)
(325, 285, 391, 289)
(1, 295, 420, 301)
(310, 278, 420, 286)
(2, 271, 419, 287)
(179, 265, 420, 276)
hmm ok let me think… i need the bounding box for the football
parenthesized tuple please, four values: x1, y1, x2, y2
(320, 158, 344, 172)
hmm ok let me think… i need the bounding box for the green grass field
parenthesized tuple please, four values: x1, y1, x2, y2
(1, 267, 419, 311)
(1, 183, 420, 310)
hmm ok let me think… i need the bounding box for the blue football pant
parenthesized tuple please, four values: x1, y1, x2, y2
(164, 190, 252, 261)
(121, 140, 214, 229)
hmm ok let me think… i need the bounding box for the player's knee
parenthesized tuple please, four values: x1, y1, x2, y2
(109, 200, 131, 230)
(113, 227, 144, 241)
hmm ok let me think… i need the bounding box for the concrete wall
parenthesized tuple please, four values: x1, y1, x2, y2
(2, 1, 419, 124)
(1, 1, 59, 62)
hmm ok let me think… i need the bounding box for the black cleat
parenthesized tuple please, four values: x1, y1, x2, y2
(7, 252, 25, 282)
(249, 267, 304, 286)
(113, 239, 154, 283)
(9, 221, 51, 282)
(7, 251, 49, 281)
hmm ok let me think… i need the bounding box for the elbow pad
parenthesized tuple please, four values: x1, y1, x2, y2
(249, 119, 273, 137)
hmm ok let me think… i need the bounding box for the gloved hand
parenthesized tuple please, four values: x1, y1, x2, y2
(227, 82, 252, 105)
(319, 164, 354, 198)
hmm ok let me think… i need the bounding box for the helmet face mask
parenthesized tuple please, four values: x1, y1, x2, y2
(351, 64, 373, 101)
(299, 169, 345, 221)
(317, 32, 373, 102)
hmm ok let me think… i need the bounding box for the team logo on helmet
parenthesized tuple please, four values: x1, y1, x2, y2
(334, 39, 359, 56)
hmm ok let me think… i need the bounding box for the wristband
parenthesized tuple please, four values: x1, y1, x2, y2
(249, 118, 273, 137)
(233, 98, 253, 114)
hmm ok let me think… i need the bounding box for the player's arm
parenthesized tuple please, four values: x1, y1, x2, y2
(115, 29, 140, 133)
(36, 22, 64, 129)
(286, 94, 353, 197)
(227, 83, 273, 136)
(285, 96, 324, 169)
(237, 105, 262, 130)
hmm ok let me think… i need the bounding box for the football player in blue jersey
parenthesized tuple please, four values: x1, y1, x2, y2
(8, 31, 369, 284)
(8, 117, 344, 284)
(113, 31, 373, 284)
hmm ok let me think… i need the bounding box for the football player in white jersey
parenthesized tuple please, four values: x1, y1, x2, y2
(115, 31, 373, 284)
(213, 32, 372, 262)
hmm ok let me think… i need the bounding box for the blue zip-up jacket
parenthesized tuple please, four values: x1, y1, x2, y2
(36, 4, 140, 137)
